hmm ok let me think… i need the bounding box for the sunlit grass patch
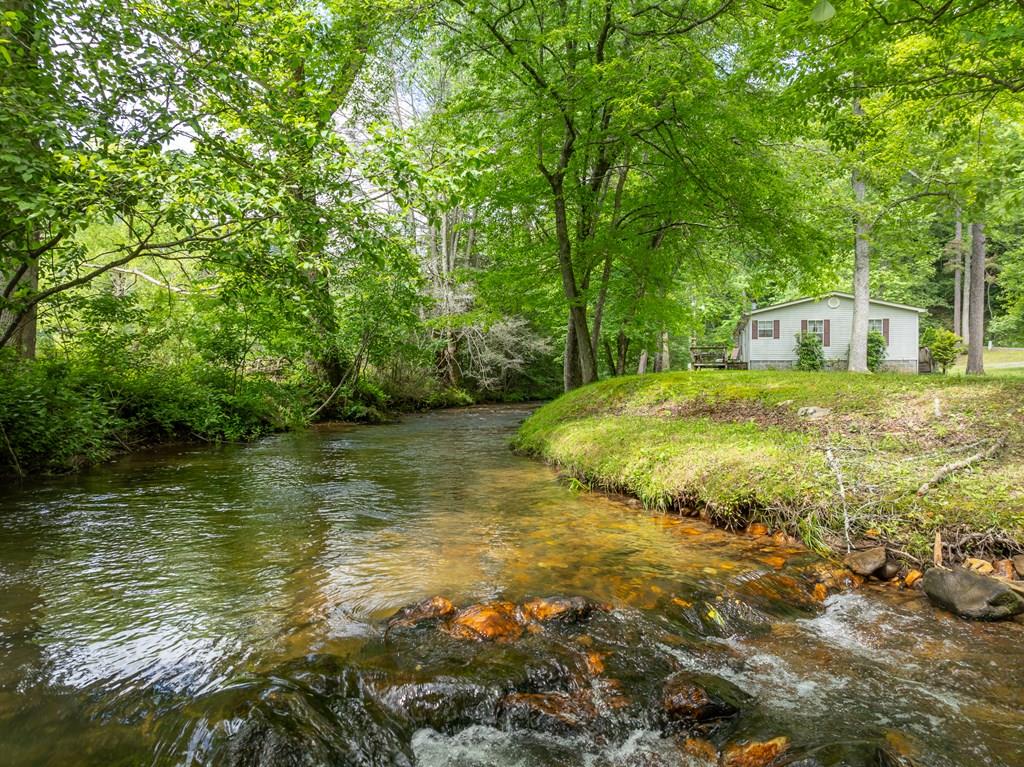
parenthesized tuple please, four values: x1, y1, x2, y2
(516, 371, 1024, 562)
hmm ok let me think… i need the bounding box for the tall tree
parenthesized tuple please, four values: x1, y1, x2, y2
(967, 222, 986, 374)
(438, 0, 823, 389)
(849, 101, 870, 372)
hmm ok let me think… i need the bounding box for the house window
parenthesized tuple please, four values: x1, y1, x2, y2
(805, 319, 824, 341)
(869, 318, 888, 345)
(756, 320, 774, 338)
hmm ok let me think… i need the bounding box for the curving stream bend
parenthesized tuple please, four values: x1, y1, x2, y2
(1, 406, 1022, 766)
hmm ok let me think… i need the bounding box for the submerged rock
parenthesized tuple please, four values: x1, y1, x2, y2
(378, 679, 503, 732)
(517, 596, 605, 624)
(681, 737, 718, 762)
(922, 567, 1024, 620)
(781, 741, 918, 767)
(661, 671, 749, 729)
(200, 657, 415, 767)
(992, 559, 1016, 580)
(903, 569, 923, 588)
(500, 691, 596, 734)
(721, 736, 790, 767)
(421, 596, 609, 643)
(843, 547, 887, 576)
(446, 601, 524, 642)
(385, 596, 455, 636)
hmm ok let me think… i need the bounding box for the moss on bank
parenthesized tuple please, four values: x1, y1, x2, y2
(514, 371, 1024, 563)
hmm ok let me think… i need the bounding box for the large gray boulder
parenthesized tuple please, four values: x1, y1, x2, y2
(922, 567, 1024, 620)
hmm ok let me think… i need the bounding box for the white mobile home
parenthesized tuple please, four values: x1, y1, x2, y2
(737, 293, 925, 373)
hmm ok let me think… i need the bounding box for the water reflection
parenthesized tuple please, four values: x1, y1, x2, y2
(0, 406, 1022, 766)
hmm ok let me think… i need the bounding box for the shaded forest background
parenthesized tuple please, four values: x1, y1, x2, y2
(2, 0, 1023, 473)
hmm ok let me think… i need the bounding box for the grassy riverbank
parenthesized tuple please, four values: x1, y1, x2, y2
(515, 371, 1024, 564)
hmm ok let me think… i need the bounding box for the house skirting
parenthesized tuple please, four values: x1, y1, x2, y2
(748, 359, 918, 374)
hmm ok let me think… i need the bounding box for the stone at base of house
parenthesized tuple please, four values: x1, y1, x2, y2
(747, 359, 918, 374)
(878, 360, 918, 374)
(747, 360, 797, 371)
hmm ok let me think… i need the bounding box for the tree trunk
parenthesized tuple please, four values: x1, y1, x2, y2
(551, 178, 597, 387)
(848, 99, 870, 373)
(589, 253, 613, 359)
(292, 62, 346, 388)
(952, 210, 962, 335)
(616, 330, 628, 376)
(12, 263, 37, 358)
(637, 349, 648, 375)
(966, 223, 985, 375)
(849, 170, 870, 372)
(659, 329, 670, 372)
(603, 338, 616, 373)
(563, 312, 582, 391)
(961, 239, 971, 344)
(953, 266, 961, 336)
(2, 0, 40, 359)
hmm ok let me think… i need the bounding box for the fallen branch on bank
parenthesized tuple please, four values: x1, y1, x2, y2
(916, 439, 1005, 497)
(823, 445, 851, 551)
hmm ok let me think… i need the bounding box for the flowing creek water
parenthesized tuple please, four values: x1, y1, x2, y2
(1, 405, 1022, 767)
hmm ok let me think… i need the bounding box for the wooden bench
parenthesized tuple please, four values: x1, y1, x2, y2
(691, 346, 746, 370)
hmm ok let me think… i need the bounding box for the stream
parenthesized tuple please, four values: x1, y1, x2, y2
(1, 405, 1022, 766)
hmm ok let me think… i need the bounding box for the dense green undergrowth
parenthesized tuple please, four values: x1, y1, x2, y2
(0, 353, 497, 477)
(515, 371, 1024, 563)
(0, 353, 310, 476)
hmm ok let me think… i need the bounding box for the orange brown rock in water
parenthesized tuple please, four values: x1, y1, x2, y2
(446, 601, 523, 642)
(904, 569, 923, 588)
(771, 531, 790, 545)
(681, 737, 718, 762)
(965, 557, 994, 575)
(882, 728, 924, 764)
(746, 522, 769, 537)
(813, 583, 828, 602)
(585, 650, 606, 675)
(662, 672, 740, 724)
(385, 595, 456, 635)
(721, 736, 790, 767)
(517, 596, 605, 624)
(832, 569, 864, 589)
(759, 556, 787, 570)
(501, 691, 596, 731)
(992, 559, 1016, 580)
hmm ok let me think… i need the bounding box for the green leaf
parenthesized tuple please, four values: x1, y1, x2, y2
(810, 0, 835, 23)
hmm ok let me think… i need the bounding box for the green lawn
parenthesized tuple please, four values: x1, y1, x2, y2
(952, 346, 1024, 376)
(515, 370, 1024, 563)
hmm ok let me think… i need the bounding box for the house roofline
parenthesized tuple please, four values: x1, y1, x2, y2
(744, 292, 926, 317)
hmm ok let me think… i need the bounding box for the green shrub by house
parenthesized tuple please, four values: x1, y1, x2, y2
(795, 332, 825, 371)
(866, 329, 887, 372)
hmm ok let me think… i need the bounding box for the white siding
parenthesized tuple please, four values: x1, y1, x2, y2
(742, 296, 920, 371)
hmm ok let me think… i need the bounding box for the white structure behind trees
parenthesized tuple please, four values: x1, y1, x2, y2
(738, 293, 924, 373)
